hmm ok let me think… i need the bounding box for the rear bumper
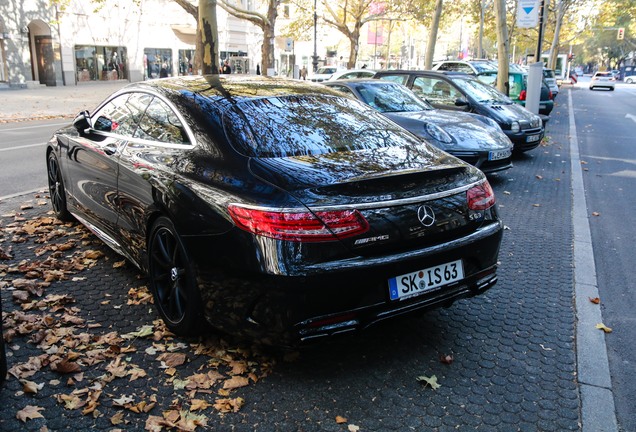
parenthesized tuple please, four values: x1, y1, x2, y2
(194, 220, 503, 345)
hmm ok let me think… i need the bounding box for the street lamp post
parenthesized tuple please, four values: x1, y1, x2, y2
(312, 0, 319, 72)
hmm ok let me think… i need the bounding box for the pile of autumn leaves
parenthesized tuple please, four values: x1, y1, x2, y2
(0, 202, 276, 431)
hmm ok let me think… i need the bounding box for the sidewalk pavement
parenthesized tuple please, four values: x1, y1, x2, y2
(0, 81, 130, 122)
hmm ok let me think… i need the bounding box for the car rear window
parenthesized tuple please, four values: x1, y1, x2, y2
(223, 95, 422, 158)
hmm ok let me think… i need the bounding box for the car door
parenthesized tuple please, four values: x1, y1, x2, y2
(64, 92, 151, 237)
(115, 95, 194, 264)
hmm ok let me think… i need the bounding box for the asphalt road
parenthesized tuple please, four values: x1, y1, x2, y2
(571, 78, 636, 432)
(0, 119, 69, 198)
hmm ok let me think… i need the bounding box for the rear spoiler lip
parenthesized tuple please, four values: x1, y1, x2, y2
(229, 178, 483, 213)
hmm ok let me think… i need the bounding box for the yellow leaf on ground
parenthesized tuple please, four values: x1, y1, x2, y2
(335, 415, 348, 424)
(595, 323, 613, 333)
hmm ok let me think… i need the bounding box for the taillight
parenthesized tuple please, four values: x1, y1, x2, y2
(467, 181, 495, 210)
(518, 90, 526, 101)
(228, 205, 369, 242)
(548, 90, 553, 100)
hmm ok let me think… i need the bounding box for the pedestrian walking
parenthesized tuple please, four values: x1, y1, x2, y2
(222, 60, 232, 74)
(300, 66, 307, 80)
(256, 64, 261, 75)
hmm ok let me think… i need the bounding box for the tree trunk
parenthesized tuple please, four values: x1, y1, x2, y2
(494, 0, 509, 94)
(478, 0, 485, 58)
(548, 0, 565, 69)
(199, 0, 219, 74)
(425, 0, 443, 69)
(260, 0, 278, 76)
(347, 26, 361, 69)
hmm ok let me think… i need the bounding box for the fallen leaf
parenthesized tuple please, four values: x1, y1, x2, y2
(190, 399, 213, 412)
(113, 260, 126, 268)
(595, 323, 612, 333)
(223, 376, 249, 390)
(335, 415, 348, 424)
(157, 352, 187, 368)
(16, 405, 44, 422)
(21, 379, 44, 394)
(348, 425, 360, 432)
(213, 397, 244, 413)
(589, 297, 600, 304)
(111, 411, 125, 425)
(533, 203, 541, 207)
(416, 374, 441, 390)
(592, 212, 600, 217)
(536, 175, 543, 180)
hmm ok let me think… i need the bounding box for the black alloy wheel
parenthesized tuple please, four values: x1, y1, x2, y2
(148, 217, 203, 335)
(47, 152, 72, 221)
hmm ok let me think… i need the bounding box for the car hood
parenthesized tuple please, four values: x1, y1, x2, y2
(248, 144, 481, 208)
(383, 110, 512, 152)
(475, 101, 540, 125)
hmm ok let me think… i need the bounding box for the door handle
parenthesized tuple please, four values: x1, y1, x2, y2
(103, 143, 119, 155)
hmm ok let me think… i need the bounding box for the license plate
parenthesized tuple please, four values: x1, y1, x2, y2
(388, 259, 464, 301)
(527, 134, 541, 143)
(488, 148, 512, 161)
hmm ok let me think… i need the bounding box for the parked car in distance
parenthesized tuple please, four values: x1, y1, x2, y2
(542, 69, 559, 99)
(324, 79, 513, 174)
(432, 60, 498, 75)
(309, 66, 341, 82)
(589, 71, 616, 90)
(374, 70, 544, 153)
(327, 69, 376, 81)
(626, 76, 635, 84)
(477, 70, 554, 116)
(46, 75, 504, 346)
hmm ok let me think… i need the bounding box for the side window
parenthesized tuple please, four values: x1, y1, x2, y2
(329, 85, 354, 95)
(377, 74, 408, 85)
(135, 98, 190, 145)
(415, 77, 460, 106)
(92, 93, 152, 137)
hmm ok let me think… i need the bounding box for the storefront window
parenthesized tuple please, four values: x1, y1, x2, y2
(144, 48, 172, 79)
(178, 49, 194, 75)
(75, 45, 127, 82)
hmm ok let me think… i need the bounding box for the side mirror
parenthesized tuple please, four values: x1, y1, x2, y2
(73, 111, 91, 133)
(454, 97, 469, 107)
(93, 116, 113, 132)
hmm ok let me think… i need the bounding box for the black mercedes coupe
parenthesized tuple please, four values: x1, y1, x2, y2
(46, 75, 503, 345)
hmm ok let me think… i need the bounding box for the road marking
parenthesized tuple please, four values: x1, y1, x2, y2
(609, 170, 636, 178)
(0, 122, 67, 132)
(0, 142, 46, 152)
(626, 113, 636, 123)
(0, 187, 48, 202)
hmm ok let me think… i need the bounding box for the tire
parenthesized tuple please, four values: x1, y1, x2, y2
(626, 77, 634, 84)
(147, 216, 204, 335)
(589, 86, 594, 90)
(47, 152, 73, 221)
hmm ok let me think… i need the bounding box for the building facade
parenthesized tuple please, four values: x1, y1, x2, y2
(0, 0, 263, 88)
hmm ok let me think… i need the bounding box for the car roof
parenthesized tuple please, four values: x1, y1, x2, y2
(120, 75, 345, 103)
(374, 70, 473, 78)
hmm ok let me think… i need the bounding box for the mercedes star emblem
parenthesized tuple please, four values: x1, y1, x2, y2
(417, 205, 436, 227)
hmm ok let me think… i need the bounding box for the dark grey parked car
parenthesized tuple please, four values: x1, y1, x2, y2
(324, 79, 513, 174)
(374, 70, 545, 153)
